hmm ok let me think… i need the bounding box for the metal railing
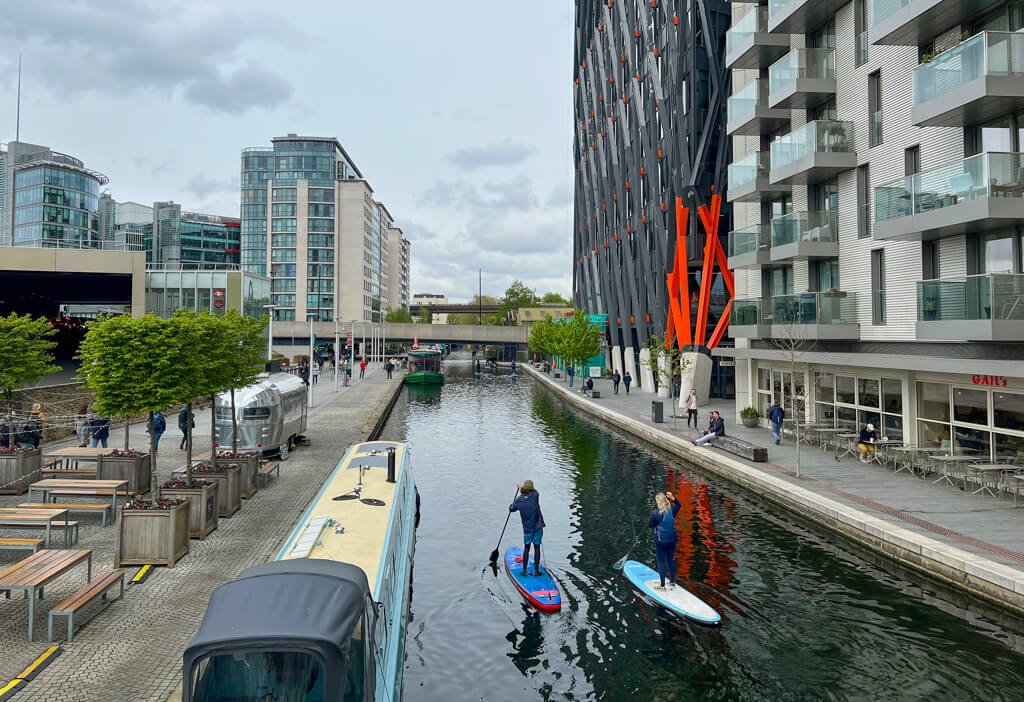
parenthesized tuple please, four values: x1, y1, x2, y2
(915, 32, 1024, 105)
(768, 0, 803, 20)
(917, 273, 1024, 321)
(771, 292, 858, 326)
(726, 6, 769, 57)
(727, 80, 769, 126)
(728, 224, 771, 258)
(874, 152, 1024, 222)
(728, 151, 769, 190)
(872, 0, 911, 26)
(769, 48, 835, 98)
(732, 298, 765, 326)
(770, 211, 838, 247)
(770, 120, 854, 172)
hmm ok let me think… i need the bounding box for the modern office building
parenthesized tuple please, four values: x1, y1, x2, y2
(98, 191, 116, 245)
(108, 199, 240, 266)
(0, 141, 108, 249)
(725, 0, 1024, 458)
(572, 0, 734, 395)
(145, 266, 270, 319)
(386, 226, 411, 312)
(241, 134, 406, 323)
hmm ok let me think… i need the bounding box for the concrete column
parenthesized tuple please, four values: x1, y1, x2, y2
(611, 346, 623, 377)
(679, 352, 713, 410)
(638, 348, 655, 393)
(623, 348, 637, 390)
(657, 353, 671, 398)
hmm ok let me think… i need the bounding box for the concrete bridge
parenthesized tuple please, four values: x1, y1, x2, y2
(270, 322, 528, 359)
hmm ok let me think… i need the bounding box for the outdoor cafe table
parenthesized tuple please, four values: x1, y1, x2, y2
(965, 464, 1021, 497)
(836, 433, 860, 459)
(0, 507, 69, 548)
(27, 479, 129, 514)
(42, 447, 110, 471)
(813, 428, 843, 450)
(890, 446, 945, 474)
(931, 454, 985, 487)
(868, 439, 904, 467)
(0, 549, 92, 641)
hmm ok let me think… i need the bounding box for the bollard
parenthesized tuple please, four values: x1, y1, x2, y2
(387, 448, 396, 483)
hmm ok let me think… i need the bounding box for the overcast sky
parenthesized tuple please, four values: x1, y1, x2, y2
(1, 0, 575, 303)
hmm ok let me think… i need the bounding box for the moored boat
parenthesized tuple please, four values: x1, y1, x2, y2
(405, 348, 444, 385)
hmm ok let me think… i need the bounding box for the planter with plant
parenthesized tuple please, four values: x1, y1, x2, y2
(191, 462, 242, 518)
(206, 450, 259, 499)
(114, 497, 190, 568)
(97, 448, 152, 495)
(740, 407, 761, 428)
(160, 478, 219, 539)
(0, 446, 42, 495)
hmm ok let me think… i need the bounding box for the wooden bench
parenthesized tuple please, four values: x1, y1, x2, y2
(0, 538, 43, 553)
(48, 489, 129, 499)
(257, 461, 281, 487)
(19, 502, 112, 526)
(47, 570, 124, 642)
(710, 435, 768, 462)
(0, 520, 80, 546)
(41, 467, 97, 477)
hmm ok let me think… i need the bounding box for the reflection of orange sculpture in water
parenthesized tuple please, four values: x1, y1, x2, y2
(665, 468, 738, 595)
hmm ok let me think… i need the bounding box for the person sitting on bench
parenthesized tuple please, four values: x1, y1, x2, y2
(693, 410, 725, 446)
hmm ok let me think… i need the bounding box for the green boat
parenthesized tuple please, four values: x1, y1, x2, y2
(405, 348, 444, 385)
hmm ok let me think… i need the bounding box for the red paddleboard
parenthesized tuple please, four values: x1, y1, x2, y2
(504, 546, 561, 612)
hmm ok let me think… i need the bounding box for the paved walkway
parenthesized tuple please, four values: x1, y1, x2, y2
(0, 366, 401, 702)
(528, 366, 1024, 607)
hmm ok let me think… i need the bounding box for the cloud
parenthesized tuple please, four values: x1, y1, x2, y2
(417, 175, 538, 212)
(1, 0, 298, 114)
(445, 140, 535, 170)
(182, 173, 239, 199)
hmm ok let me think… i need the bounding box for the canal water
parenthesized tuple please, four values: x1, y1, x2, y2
(380, 363, 1024, 701)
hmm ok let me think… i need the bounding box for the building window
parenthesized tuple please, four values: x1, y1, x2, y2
(904, 145, 920, 176)
(869, 71, 882, 146)
(857, 165, 870, 239)
(817, 372, 904, 440)
(922, 240, 939, 280)
(855, 0, 868, 66)
(272, 188, 296, 201)
(271, 203, 297, 217)
(871, 248, 886, 324)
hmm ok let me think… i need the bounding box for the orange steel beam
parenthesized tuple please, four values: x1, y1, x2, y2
(676, 200, 692, 347)
(693, 203, 716, 346)
(665, 199, 691, 349)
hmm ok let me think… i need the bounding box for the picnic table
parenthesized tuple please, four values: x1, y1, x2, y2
(42, 447, 110, 470)
(0, 507, 70, 548)
(0, 549, 92, 640)
(28, 479, 129, 514)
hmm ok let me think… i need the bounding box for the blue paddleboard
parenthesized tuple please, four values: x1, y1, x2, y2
(504, 546, 561, 612)
(622, 560, 721, 625)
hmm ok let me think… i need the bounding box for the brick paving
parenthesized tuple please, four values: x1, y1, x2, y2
(0, 367, 401, 701)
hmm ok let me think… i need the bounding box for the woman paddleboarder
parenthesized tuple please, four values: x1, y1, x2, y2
(648, 491, 682, 590)
(510, 480, 545, 576)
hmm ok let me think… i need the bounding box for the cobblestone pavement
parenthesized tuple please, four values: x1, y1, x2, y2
(0, 367, 402, 702)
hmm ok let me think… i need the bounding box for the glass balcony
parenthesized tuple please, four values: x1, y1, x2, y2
(727, 224, 771, 268)
(872, 0, 985, 47)
(727, 152, 792, 202)
(917, 274, 1024, 340)
(873, 152, 1024, 240)
(771, 292, 860, 338)
(770, 211, 839, 260)
(768, 49, 836, 108)
(731, 299, 769, 338)
(726, 80, 790, 136)
(913, 32, 1024, 127)
(769, 121, 856, 184)
(725, 6, 790, 70)
(768, 0, 848, 34)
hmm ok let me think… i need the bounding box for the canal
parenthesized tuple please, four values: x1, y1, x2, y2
(379, 363, 1024, 700)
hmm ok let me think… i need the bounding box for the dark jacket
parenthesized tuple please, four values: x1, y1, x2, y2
(90, 416, 111, 441)
(623, 373, 632, 386)
(178, 408, 193, 431)
(612, 372, 621, 385)
(709, 416, 726, 437)
(769, 405, 785, 424)
(585, 378, 594, 390)
(649, 497, 682, 543)
(567, 367, 575, 377)
(510, 491, 546, 533)
(152, 412, 166, 434)
(860, 427, 878, 443)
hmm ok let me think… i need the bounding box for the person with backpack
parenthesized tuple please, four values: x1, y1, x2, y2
(149, 410, 167, 452)
(623, 371, 632, 395)
(769, 401, 785, 446)
(90, 415, 111, 449)
(178, 407, 194, 450)
(76, 404, 92, 447)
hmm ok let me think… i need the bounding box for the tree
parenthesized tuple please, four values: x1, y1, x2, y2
(385, 307, 414, 324)
(554, 309, 602, 377)
(0, 313, 58, 445)
(224, 312, 268, 454)
(770, 308, 812, 478)
(540, 291, 570, 305)
(417, 307, 433, 325)
(184, 312, 235, 476)
(639, 334, 691, 429)
(499, 279, 536, 324)
(527, 315, 556, 359)
(448, 295, 500, 325)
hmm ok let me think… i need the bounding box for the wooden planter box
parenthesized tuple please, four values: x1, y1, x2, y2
(214, 452, 259, 499)
(161, 482, 219, 540)
(114, 501, 190, 568)
(0, 449, 41, 495)
(192, 465, 241, 518)
(97, 452, 152, 495)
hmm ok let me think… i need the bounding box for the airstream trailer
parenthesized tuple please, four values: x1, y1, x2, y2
(214, 372, 307, 459)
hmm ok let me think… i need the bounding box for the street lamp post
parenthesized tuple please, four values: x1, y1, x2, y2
(361, 321, 366, 378)
(307, 314, 315, 408)
(262, 304, 278, 361)
(333, 317, 340, 392)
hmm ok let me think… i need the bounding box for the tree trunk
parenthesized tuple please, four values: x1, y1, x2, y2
(231, 389, 238, 453)
(210, 394, 218, 470)
(124, 419, 130, 450)
(791, 369, 801, 478)
(149, 411, 159, 500)
(185, 402, 194, 483)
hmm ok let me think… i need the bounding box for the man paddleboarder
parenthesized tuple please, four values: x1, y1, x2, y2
(510, 480, 546, 577)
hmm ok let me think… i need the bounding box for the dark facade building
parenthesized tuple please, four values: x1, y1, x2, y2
(573, 0, 733, 393)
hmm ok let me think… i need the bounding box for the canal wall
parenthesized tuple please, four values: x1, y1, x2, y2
(523, 365, 1024, 617)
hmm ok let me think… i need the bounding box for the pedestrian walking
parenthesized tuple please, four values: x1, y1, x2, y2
(648, 491, 682, 590)
(510, 480, 546, 577)
(685, 389, 699, 428)
(359, 358, 367, 378)
(623, 371, 632, 395)
(28, 403, 44, 448)
(90, 415, 111, 449)
(75, 404, 92, 447)
(149, 410, 167, 451)
(312, 365, 319, 385)
(612, 370, 621, 395)
(693, 410, 725, 446)
(178, 407, 194, 450)
(585, 376, 594, 396)
(567, 366, 575, 388)
(769, 401, 785, 445)
(385, 360, 393, 379)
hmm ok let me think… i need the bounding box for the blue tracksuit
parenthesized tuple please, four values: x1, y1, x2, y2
(649, 497, 682, 584)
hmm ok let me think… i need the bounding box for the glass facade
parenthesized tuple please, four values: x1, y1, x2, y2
(145, 270, 270, 320)
(13, 165, 102, 248)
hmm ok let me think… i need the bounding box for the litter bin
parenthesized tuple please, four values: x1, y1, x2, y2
(651, 401, 664, 423)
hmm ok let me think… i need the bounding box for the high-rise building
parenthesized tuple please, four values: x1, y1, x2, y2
(386, 226, 410, 312)
(0, 141, 109, 248)
(724, 0, 1024, 458)
(241, 134, 406, 322)
(572, 0, 733, 392)
(98, 191, 116, 245)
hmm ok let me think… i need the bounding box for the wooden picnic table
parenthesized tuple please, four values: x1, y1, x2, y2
(28, 479, 128, 514)
(43, 447, 111, 471)
(0, 549, 92, 640)
(0, 507, 70, 548)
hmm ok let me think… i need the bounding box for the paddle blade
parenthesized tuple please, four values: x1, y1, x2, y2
(613, 556, 627, 570)
(489, 548, 500, 564)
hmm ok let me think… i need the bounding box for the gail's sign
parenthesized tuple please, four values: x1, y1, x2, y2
(971, 375, 1007, 387)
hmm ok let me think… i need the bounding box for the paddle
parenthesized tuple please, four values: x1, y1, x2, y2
(613, 536, 642, 570)
(489, 487, 520, 564)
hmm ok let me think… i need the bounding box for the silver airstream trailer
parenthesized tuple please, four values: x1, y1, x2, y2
(214, 372, 307, 459)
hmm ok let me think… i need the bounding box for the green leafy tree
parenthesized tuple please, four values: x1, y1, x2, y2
(385, 307, 414, 323)
(554, 309, 602, 376)
(224, 312, 268, 453)
(527, 315, 556, 359)
(448, 295, 501, 325)
(0, 313, 58, 445)
(540, 292, 570, 305)
(499, 279, 536, 324)
(182, 311, 235, 475)
(417, 307, 433, 325)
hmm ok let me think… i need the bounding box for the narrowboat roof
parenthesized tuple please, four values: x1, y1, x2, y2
(183, 559, 368, 667)
(407, 348, 442, 357)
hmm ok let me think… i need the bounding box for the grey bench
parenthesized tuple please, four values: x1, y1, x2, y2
(711, 435, 768, 462)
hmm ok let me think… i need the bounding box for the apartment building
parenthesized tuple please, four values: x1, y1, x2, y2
(725, 0, 1024, 459)
(386, 225, 411, 312)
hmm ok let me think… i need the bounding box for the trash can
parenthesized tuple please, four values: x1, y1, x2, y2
(651, 401, 664, 423)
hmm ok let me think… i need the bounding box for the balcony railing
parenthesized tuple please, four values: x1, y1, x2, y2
(728, 224, 771, 257)
(733, 298, 765, 326)
(728, 152, 769, 190)
(768, 0, 800, 21)
(771, 292, 858, 326)
(872, 0, 909, 27)
(874, 152, 1024, 222)
(917, 274, 1024, 321)
(728, 80, 768, 126)
(770, 120, 854, 172)
(726, 6, 769, 57)
(768, 48, 835, 96)
(770, 211, 838, 247)
(915, 32, 1024, 105)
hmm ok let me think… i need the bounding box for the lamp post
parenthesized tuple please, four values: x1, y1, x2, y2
(361, 321, 366, 378)
(307, 314, 315, 408)
(333, 317, 341, 392)
(350, 319, 356, 384)
(263, 304, 278, 361)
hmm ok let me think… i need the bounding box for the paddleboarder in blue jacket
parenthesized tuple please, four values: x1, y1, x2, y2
(510, 480, 546, 576)
(648, 491, 682, 590)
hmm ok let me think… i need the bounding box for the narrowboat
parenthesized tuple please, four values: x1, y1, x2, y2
(404, 348, 444, 385)
(182, 440, 418, 702)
